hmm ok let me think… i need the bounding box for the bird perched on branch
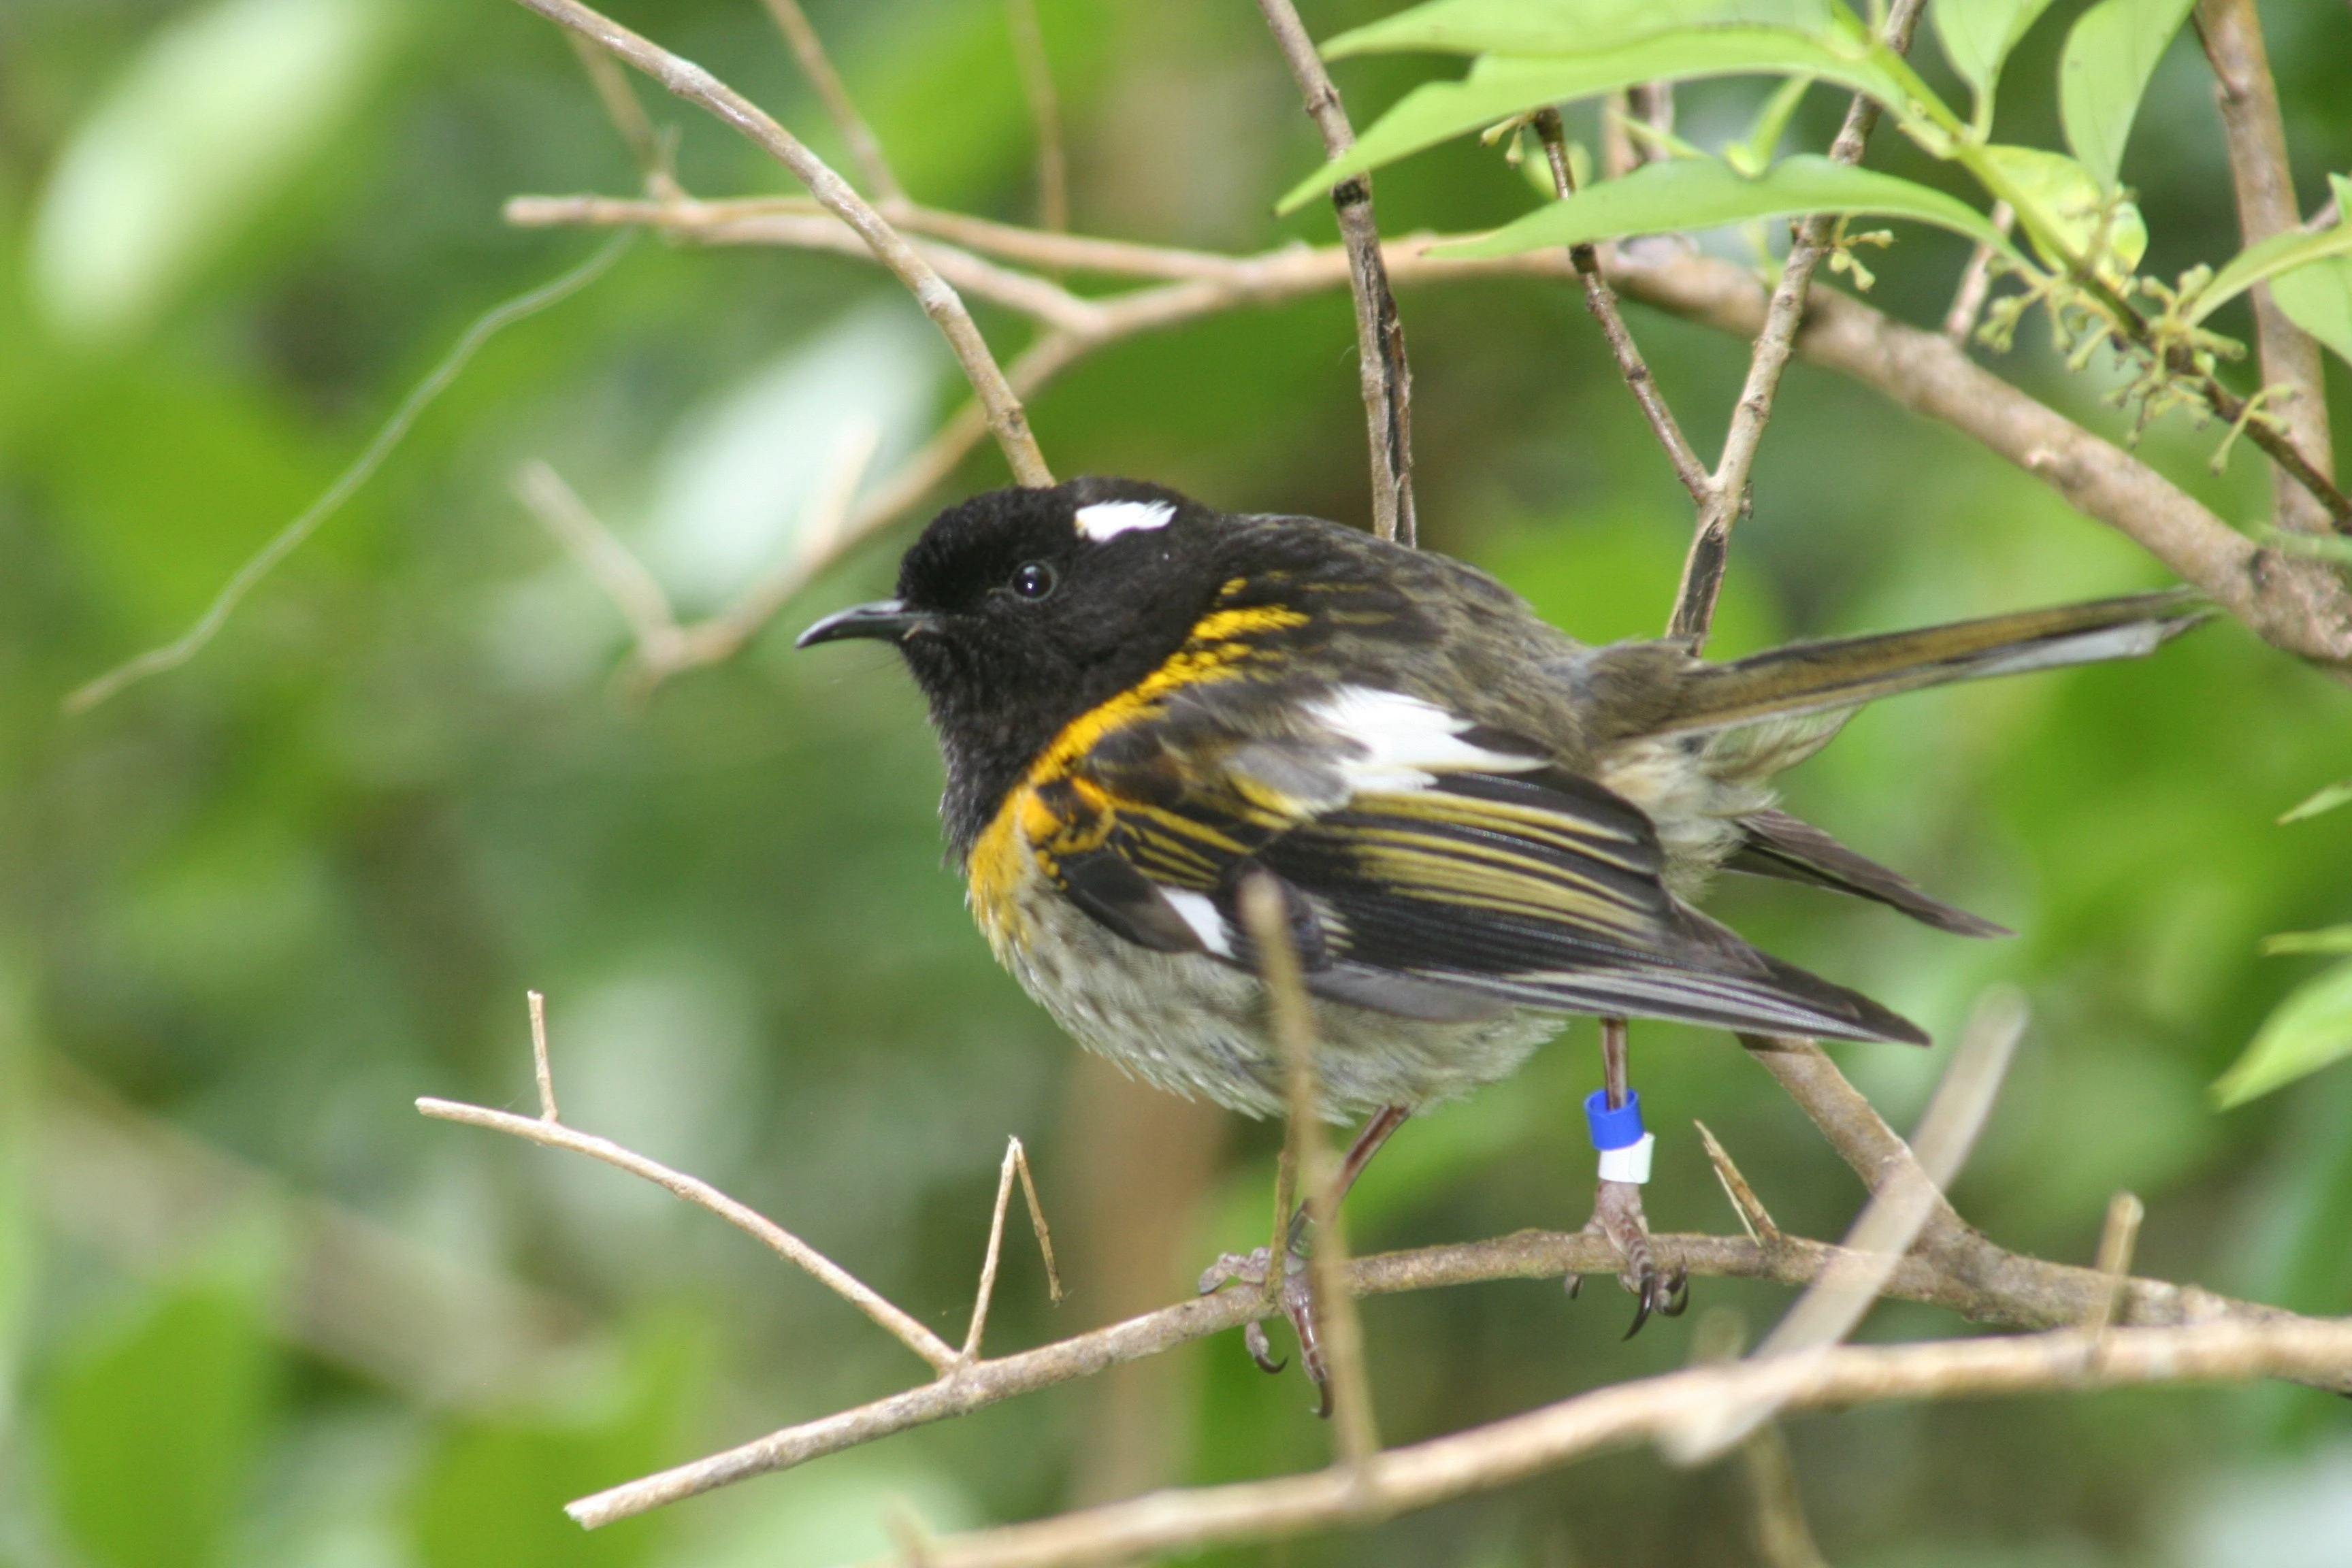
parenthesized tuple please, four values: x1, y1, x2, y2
(800, 475, 2204, 1371)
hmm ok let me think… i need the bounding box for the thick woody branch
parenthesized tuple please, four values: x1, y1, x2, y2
(504, 0, 1051, 485)
(502, 201, 2352, 666)
(2195, 0, 2336, 537)
(1669, 0, 1928, 647)
(567, 1215, 2347, 1528)
(869, 1316, 2352, 1568)
(1606, 248, 2352, 666)
(1256, 0, 1418, 544)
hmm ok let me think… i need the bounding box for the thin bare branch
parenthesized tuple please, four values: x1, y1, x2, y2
(417, 1095, 959, 1371)
(514, 461, 685, 663)
(1941, 199, 2014, 344)
(872, 1316, 2352, 1568)
(755, 0, 903, 202)
(1739, 1422, 1831, 1568)
(2084, 1190, 2146, 1343)
(1254, 0, 1417, 545)
(566, 31, 679, 197)
(1242, 875, 1379, 1468)
(1004, 0, 1068, 235)
(1532, 108, 1708, 504)
(1011, 1139, 1063, 1304)
(61, 233, 634, 715)
(504, 194, 2352, 667)
(527, 990, 559, 1122)
(1669, 0, 1929, 647)
(966, 1137, 1054, 1360)
(1693, 1120, 1780, 1243)
(1672, 992, 2026, 1461)
(565, 1209, 2350, 1529)
(2195, 0, 2336, 536)
(508, 0, 1050, 485)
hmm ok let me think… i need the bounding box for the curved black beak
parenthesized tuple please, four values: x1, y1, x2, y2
(796, 599, 932, 649)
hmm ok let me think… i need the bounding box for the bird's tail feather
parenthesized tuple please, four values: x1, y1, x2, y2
(1651, 588, 2208, 736)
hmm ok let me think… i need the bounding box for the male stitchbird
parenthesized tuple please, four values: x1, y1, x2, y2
(800, 476, 2204, 1352)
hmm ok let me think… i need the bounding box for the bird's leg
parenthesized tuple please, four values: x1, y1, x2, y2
(1201, 1105, 1409, 1407)
(1568, 1017, 1688, 1337)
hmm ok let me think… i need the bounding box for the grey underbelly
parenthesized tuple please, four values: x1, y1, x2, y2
(996, 885, 1563, 1121)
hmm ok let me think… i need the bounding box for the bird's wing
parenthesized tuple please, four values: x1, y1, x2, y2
(1000, 681, 1925, 1044)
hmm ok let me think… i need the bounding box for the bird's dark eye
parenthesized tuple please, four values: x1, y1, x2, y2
(1009, 561, 1058, 600)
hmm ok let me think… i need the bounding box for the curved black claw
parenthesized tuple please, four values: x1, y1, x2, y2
(1205, 1245, 1329, 1408)
(1244, 1318, 1287, 1375)
(1620, 1262, 1692, 1339)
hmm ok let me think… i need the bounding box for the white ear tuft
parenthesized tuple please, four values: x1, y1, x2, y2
(1074, 500, 1177, 542)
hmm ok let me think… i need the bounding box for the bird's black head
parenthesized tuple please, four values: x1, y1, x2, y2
(798, 476, 1237, 853)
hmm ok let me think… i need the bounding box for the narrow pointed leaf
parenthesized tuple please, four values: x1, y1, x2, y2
(2281, 774, 2352, 823)
(2212, 958, 2352, 1107)
(2059, 0, 2197, 190)
(2263, 175, 2352, 365)
(1322, 0, 1833, 59)
(1276, 32, 1908, 214)
(1431, 154, 2016, 259)
(1931, 0, 2057, 96)
(2190, 204, 2352, 327)
(2263, 928, 2352, 957)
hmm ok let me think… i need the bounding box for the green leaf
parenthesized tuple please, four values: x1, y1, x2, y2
(27, 0, 397, 342)
(2264, 927, 2352, 956)
(2281, 774, 2352, 823)
(2264, 176, 2352, 365)
(1931, 0, 2058, 100)
(2059, 0, 2197, 191)
(2189, 193, 2352, 327)
(2213, 957, 2352, 1107)
(1976, 143, 2146, 275)
(49, 1280, 279, 1568)
(1276, 32, 1912, 214)
(1433, 153, 2017, 259)
(1321, 0, 1833, 59)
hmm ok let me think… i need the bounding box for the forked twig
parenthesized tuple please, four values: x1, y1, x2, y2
(419, 994, 960, 1372)
(515, 423, 881, 694)
(1668, 0, 1929, 647)
(507, 0, 1051, 486)
(964, 1136, 1064, 1361)
(527, 990, 559, 1122)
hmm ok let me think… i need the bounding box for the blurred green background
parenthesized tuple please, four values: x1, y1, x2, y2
(2, 1, 2349, 1565)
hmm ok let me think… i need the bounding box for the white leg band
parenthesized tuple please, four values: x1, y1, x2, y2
(1597, 1132, 1654, 1184)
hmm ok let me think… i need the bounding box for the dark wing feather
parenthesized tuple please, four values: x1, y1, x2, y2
(1019, 683, 1928, 1044)
(1258, 778, 1927, 1044)
(1727, 808, 2010, 938)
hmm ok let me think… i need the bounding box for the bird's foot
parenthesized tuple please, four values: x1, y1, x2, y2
(1567, 1178, 1688, 1338)
(1199, 1245, 1330, 1413)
